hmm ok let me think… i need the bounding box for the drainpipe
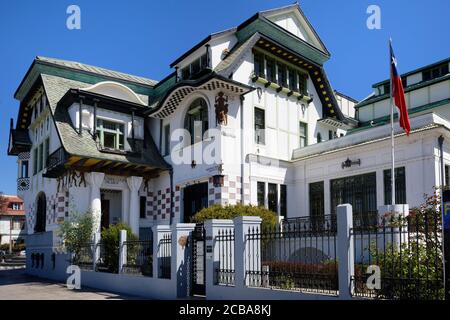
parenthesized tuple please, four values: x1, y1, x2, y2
(438, 135, 448, 299)
(78, 97, 84, 135)
(240, 96, 245, 203)
(169, 169, 174, 226)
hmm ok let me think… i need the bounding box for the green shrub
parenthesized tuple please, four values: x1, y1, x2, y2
(191, 204, 277, 230)
(100, 223, 138, 273)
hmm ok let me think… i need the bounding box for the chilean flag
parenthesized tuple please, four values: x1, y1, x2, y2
(390, 41, 410, 135)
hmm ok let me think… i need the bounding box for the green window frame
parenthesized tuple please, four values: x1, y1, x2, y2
(44, 137, 50, 168)
(299, 122, 308, 147)
(254, 108, 265, 145)
(38, 143, 44, 172)
(96, 119, 125, 150)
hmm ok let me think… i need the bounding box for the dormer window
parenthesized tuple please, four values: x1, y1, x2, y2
(96, 119, 125, 150)
(181, 54, 208, 80)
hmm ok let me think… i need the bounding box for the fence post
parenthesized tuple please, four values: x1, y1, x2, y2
(118, 230, 127, 274)
(337, 204, 354, 299)
(234, 216, 262, 289)
(152, 225, 171, 278)
(172, 223, 196, 298)
(92, 232, 101, 271)
(204, 219, 234, 297)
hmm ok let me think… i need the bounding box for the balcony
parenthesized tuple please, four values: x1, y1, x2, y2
(43, 147, 69, 178)
(17, 177, 30, 191)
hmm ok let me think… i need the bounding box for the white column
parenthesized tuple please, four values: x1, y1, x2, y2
(118, 230, 127, 274)
(127, 176, 143, 236)
(88, 172, 105, 234)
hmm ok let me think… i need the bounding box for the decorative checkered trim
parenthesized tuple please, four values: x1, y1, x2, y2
(152, 80, 246, 119)
(208, 175, 250, 206)
(147, 187, 172, 222)
(18, 152, 30, 160)
(27, 203, 35, 234)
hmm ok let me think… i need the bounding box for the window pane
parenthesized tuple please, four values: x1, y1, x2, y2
(254, 53, 265, 78)
(288, 68, 297, 91)
(103, 132, 116, 149)
(140, 196, 146, 219)
(384, 167, 406, 205)
(266, 57, 276, 82)
(191, 59, 201, 75)
(164, 125, 170, 156)
(309, 181, 324, 228)
(255, 108, 265, 144)
(257, 182, 265, 207)
(280, 184, 287, 217)
(268, 183, 278, 213)
(277, 63, 287, 87)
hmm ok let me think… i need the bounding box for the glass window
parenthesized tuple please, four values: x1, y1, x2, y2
(299, 122, 307, 147)
(280, 184, 287, 217)
(254, 52, 265, 78)
(384, 167, 406, 205)
(96, 119, 125, 150)
(309, 181, 324, 227)
(445, 165, 450, 188)
(288, 68, 298, 91)
(268, 183, 278, 213)
(254, 108, 265, 145)
(184, 98, 208, 145)
(266, 57, 276, 83)
(38, 143, 44, 172)
(33, 148, 38, 175)
(21, 161, 29, 178)
(330, 172, 377, 227)
(257, 182, 265, 207)
(44, 138, 50, 168)
(299, 73, 307, 95)
(164, 124, 170, 156)
(140, 196, 146, 219)
(277, 63, 287, 87)
(181, 66, 190, 80)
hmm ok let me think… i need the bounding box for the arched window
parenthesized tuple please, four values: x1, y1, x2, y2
(35, 192, 46, 233)
(317, 132, 322, 143)
(184, 98, 208, 145)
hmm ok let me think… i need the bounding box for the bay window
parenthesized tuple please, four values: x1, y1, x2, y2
(96, 119, 125, 150)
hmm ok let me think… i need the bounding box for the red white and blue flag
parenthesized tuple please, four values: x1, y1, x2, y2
(390, 41, 410, 135)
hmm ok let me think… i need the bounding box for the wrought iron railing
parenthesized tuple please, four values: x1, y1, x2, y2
(351, 211, 444, 300)
(246, 219, 338, 295)
(282, 214, 337, 235)
(71, 243, 94, 271)
(215, 228, 235, 286)
(95, 241, 119, 274)
(158, 234, 171, 279)
(122, 239, 153, 277)
(46, 147, 67, 170)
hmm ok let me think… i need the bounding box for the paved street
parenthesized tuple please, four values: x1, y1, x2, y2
(0, 269, 144, 300)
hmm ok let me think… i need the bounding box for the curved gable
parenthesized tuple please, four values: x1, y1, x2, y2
(81, 81, 147, 105)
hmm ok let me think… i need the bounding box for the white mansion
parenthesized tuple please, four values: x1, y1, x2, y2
(8, 4, 450, 243)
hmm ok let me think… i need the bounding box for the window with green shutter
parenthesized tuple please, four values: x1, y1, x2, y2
(299, 122, 307, 147)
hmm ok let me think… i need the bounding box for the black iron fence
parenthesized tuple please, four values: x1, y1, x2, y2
(72, 243, 94, 271)
(95, 241, 119, 274)
(122, 239, 153, 277)
(159, 234, 171, 279)
(246, 215, 338, 294)
(215, 229, 235, 286)
(351, 211, 444, 300)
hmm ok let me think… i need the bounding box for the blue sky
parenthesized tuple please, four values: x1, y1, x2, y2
(0, 0, 449, 195)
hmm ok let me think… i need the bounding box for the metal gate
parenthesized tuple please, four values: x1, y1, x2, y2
(191, 223, 206, 296)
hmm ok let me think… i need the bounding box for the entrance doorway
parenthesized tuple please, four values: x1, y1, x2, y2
(183, 182, 208, 223)
(100, 189, 123, 230)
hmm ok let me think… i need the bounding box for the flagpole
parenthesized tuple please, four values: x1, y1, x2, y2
(390, 38, 396, 206)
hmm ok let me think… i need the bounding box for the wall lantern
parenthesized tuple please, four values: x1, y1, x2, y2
(213, 174, 225, 187)
(341, 158, 361, 169)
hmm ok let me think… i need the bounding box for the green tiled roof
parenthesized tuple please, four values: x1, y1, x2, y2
(41, 74, 169, 169)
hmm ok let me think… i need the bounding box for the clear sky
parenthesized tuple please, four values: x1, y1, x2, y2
(0, 0, 449, 195)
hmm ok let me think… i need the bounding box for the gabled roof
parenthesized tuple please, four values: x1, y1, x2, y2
(41, 74, 169, 170)
(170, 3, 330, 69)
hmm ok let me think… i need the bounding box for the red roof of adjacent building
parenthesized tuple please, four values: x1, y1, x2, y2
(0, 195, 25, 216)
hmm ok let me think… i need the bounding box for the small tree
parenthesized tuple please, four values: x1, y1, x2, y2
(58, 211, 94, 263)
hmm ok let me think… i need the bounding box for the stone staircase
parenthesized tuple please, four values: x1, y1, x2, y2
(0, 255, 26, 270)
